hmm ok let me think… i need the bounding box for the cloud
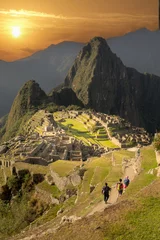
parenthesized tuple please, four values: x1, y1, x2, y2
(0, 9, 156, 22)
(0, 9, 67, 19)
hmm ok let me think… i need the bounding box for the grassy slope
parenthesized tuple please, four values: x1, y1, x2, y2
(50, 160, 82, 177)
(48, 146, 160, 240)
(5, 146, 160, 240)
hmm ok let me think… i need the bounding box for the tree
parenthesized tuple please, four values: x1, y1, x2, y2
(153, 134, 160, 151)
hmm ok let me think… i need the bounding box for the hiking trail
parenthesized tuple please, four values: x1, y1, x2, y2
(88, 150, 141, 216)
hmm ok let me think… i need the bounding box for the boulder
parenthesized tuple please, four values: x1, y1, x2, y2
(0, 145, 8, 154)
(70, 172, 81, 186)
(50, 170, 71, 191)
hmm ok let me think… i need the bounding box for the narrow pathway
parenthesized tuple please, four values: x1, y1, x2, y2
(88, 156, 141, 216)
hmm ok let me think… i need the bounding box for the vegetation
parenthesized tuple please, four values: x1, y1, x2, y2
(0, 173, 48, 239)
(153, 134, 160, 151)
(37, 181, 61, 199)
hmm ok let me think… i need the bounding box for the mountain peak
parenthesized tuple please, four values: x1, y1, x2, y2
(65, 36, 125, 106)
(5, 80, 47, 134)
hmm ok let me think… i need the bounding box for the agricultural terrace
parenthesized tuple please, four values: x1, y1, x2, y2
(54, 112, 118, 149)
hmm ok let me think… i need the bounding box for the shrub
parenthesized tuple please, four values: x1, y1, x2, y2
(153, 134, 160, 151)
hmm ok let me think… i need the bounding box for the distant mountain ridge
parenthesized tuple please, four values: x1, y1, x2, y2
(0, 28, 160, 117)
(0, 41, 83, 117)
(107, 28, 160, 77)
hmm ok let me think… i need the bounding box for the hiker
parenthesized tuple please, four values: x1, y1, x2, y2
(123, 176, 130, 189)
(102, 183, 111, 203)
(137, 148, 140, 157)
(116, 178, 123, 196)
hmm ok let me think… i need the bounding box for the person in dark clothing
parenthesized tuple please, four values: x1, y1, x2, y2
(102, 183, 111, 203)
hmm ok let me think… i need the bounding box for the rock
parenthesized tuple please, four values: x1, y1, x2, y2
(70, 172, 81, 186)
(90, 185, 95, 193)
(66, 188, 77, 198)
(57, 208, 64, 216)
(0, 145, 8, 154)
(45, 174, 55, 185)
(14, 136, 25, 142)
(155, 151, 160, 166)
(50, 170, 71, 191)
(60, 215, 81, 224)
(147, 169, 154, 175)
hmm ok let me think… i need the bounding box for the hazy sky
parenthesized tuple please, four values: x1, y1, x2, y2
(0, 0, 158, 61)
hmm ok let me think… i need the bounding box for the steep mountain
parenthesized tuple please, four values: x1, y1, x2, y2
(3, 80, 47, 140)
(107, 28, 160, 76)
(0, 42, 83, 116)
(64, 37, 160, 133)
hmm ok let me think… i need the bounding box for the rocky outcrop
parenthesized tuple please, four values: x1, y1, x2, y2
(50, 170, 81, 191)
(64, 37, 160, 133)
(50, 170, 71, 191)
(0, 145, 8, 154)
(49, 87, 83, 107)
(35, 186, 59, 205)
(155, 151, 160, 166)
(70, 171, 81, 186)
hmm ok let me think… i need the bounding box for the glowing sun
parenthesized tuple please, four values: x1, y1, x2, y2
(12, 26, 21, 38)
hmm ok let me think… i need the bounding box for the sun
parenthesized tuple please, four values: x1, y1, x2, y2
(12, 26, 21, 38)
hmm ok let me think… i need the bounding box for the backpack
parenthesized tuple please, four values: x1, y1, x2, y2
(117, 182, 123, 190)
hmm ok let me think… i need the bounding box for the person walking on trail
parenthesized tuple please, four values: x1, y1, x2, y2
(116, 178, 123, 196)
(102, 183, 111, 203)
(123, 176, 130, 190)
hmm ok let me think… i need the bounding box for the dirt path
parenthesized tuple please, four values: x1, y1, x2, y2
(88, 155, 141, 216)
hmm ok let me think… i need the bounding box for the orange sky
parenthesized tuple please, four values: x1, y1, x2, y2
(0, 0, 158, 61)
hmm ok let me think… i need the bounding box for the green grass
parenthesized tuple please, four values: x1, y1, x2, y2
(57, 118, 118, 148)
(77, 156, 112, 203)
(14, 162, 49, 174)
(91, 166, 110, 186)
(0, 169, 5, 185)
(124, 146, 157, 197)
(104, 195, 160, 240)
(106, 165, 123, 185)
(113, 150, 135, 164)
(37, 180, 61, 198)
(98, 140, 118, 148)
(60, 119, 87, 132)
(50, 160, 81, 177)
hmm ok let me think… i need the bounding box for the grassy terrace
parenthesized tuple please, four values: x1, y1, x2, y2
(76, 154, 112, 202)
(14, 162, 49, 174)
(50, 160, 82, 177)
(113, 150, 135, 164)
(56, 118, 118, 148)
